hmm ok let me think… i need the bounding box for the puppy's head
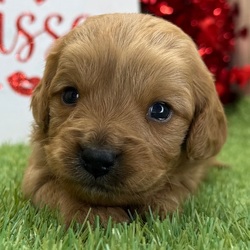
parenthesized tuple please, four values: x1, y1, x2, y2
(31, 14, 227, 205)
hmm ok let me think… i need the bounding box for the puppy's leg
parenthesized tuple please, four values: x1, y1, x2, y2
(62, 204, 130, 227)
(137, 170, 206, 219)
(137, 188, 186, 220)
(22, 165, 130, 226)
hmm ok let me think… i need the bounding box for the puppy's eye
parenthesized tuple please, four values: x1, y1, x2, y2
(147, 102, 172, 122)
(62, 87, 79, 105)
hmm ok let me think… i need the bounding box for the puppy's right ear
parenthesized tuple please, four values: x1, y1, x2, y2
(185, 70, 227, 160)
(31, 38, 64, 133)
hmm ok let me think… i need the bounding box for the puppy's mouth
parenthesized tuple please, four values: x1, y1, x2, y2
(68, 147, 132, 193)
(72, 161, 138, 205)
(60, 142, 167, 202)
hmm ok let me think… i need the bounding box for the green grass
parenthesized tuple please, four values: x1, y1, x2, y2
(1, 98, 250, 250)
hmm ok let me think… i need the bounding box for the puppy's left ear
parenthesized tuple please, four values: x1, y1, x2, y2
(186, 71, 227, 160)
(31, 38, 64, 133)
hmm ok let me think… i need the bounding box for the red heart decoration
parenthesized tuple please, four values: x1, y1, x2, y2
(7, 72, 40, 96)
(34, 0, 46, 4)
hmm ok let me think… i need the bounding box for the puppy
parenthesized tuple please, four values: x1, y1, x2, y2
(22, 13, 227, 226)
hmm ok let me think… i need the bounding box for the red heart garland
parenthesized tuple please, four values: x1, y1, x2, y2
(7, 72, 40, 96)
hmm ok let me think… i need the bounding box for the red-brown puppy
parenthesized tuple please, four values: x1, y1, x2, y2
(22, 13, 227, 225)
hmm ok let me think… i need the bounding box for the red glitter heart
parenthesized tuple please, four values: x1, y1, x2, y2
(7, 72, 40, 96)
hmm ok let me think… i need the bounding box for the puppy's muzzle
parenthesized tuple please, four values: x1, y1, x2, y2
(80, 147, 118, 178)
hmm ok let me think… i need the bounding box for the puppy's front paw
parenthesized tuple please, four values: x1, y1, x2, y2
(62, 205, 130, 226)
(137, 203, 179, 221)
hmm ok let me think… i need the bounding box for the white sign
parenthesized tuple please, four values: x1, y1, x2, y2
(0, 0, 139, 143)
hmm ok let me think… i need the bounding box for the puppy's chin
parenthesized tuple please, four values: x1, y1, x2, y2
(43, 127, 174, 205)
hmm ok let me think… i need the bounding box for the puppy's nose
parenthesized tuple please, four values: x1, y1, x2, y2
(81, 147, 117, 178)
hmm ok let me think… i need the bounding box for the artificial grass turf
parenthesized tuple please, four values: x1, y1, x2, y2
(0, 98, 249, 250)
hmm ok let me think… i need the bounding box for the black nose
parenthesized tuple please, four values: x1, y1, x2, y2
(80, 147, 117, 178)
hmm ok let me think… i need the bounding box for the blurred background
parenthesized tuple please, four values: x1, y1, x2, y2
(230, 0, 250, 69)
(0, 0, 249, 143)
(230, 0, 250, 94)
